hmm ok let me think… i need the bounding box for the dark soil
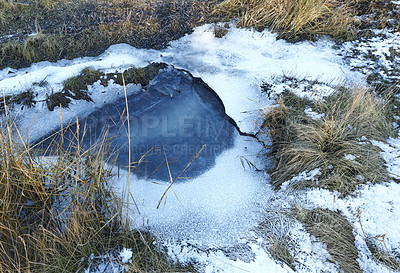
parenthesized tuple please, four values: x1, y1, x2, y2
(0, 0, 221, 69)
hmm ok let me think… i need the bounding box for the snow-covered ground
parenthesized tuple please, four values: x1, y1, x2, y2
(1, 23, 400, 272)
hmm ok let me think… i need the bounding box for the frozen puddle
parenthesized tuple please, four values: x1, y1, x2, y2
(39, 65, 239, 180)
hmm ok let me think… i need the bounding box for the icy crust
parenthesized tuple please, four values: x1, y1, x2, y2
(38, 66, 238, 180)
(111, 135, 270, 248)
(0, 24, 359, 139)
(161, 25, 361, 133)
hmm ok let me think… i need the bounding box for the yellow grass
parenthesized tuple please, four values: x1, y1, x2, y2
(262, 86, 393, 195)
(214, 0, 356, 40)
(0, 115, 189, 272)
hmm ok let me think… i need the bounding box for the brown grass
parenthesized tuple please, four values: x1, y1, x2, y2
(367, 238, 400, 271)
(262, 86, 393, 195)
(256, 208, 296, 270)
(213, 0, 356, 41)
(295, 207, 362, 273)
(0, 115, 191, 272)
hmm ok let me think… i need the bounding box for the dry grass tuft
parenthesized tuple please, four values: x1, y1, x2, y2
(268, 238, 295, 269)
(0, 116, 189, 272)
(256, 208, 296, 270)
(367, 237, 400, 271)
(295, 207, 362, 273)
(262, 86, 393, 195)
(213, 0, 356, 41)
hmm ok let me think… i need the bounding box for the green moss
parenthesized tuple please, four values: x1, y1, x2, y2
(64, 68, 106, 93)
(46, 92, 71, 111)
(112, 62, 168, 86)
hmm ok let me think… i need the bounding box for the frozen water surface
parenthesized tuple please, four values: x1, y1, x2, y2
(40, 66, 237, 180)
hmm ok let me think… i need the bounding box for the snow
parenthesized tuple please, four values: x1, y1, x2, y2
(161, 25, 360, 132)
(373, 139, 400, 179)
(112, 135, 270, 247)
(280, 169, 321, 191)
(120, 248, 133, 264)
(306, 182, 400, 273)
(304, 107, 325, 120)
(2, 23, 400, 272)
(170, 243, 291, 273)
(339, 28, 400, 85)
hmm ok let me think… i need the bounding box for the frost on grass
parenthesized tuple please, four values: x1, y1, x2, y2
(262, 85, 393, 196)
(306, 181, 400, 272)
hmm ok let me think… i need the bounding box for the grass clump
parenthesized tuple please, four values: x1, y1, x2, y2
(113, 62, 168, 86)
(0, 31, 109, 69)
(0, 90, 36, 114)
(213, 0, 356, 41)
(63, 67, 106, 94)
(0, 34, 63, 69)
(295, 207, 361, 273)
(367, 238, 400, 271)
(45, 67, 103, 111)
(262, 86, 393, 196)
(0, 117, 189, 272)
(256, 208, 296, 270)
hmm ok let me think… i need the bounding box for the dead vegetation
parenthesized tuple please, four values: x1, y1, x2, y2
(1, 0, 395, 69)
(0, 0, 216, 69)
(262, 85, 393, 196)
(0, 90, 36, 114)
(295, 207, 362, 273)
(367, 238, 400, 271)
(213, 0, 357, 41)
(255, 208, 297, 270)
(0, 115, 192, 272)
(354, 0, 400, 32)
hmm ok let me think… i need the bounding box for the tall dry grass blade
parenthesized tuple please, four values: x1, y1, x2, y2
(122, 72, 132, 220)
(157, 144, 206, 209)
